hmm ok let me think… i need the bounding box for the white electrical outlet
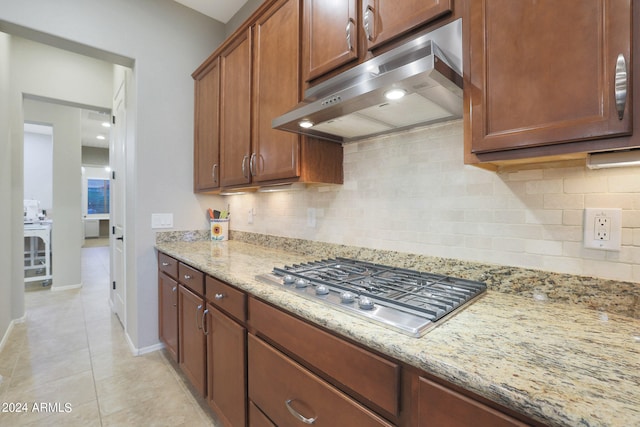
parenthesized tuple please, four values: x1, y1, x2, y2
(248, 208, 254, 224)
(151, 213, 173, 229)
(583, 208, 622, 251)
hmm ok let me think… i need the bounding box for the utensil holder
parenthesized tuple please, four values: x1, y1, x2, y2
(210, 218, 229, 241)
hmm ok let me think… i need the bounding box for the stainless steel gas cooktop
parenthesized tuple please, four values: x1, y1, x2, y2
(257, 257, 487, 337)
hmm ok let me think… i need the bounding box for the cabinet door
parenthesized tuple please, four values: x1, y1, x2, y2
(362, 0, 452, 50)
(253, 0, 301, 183)
(207, 304, 247, 427)
(220, 29, 253, 187)
(193, 58, 220, 192)
(469, 0, 632, 154)
(178, 285, 206, 396)
(418, 377, 527, 427)
(158, 271, 178, 362)
(302, 0, 359, 82)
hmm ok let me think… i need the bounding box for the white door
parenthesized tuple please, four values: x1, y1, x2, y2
(110, 79, 126, 326)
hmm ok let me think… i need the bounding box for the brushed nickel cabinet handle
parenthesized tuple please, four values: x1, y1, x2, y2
(363, 7, 374, 41)
(242, 155, 249, 179)
(615, 53, 628, 120)
(161, 262, 170, 267)
(250, 153, 257, 176)
(285, 399, 316, 424)
(346, 19, 354, 51)
(196, 304, 203, 330)
(212, 163, 218, 184)
(184, 274, 192, 280)
(172, 286, 177, 307)
(214, 293, 225, 300)
(202, 308, 209, 335)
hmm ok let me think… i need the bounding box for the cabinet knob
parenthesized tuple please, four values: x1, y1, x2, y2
(214, 293, 225, 300)
(161, 262, 170, 267)
(184, 274, 192, 280)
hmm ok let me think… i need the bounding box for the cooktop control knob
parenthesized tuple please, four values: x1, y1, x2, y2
(358, 297, 374, 310)
(340, 291, 355, 304)
(283, 275, 295, 285)
(315, 285, 329, 295)
(295, 278, 309, 288)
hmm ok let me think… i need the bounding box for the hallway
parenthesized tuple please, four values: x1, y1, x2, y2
(0, 246, 218, 426)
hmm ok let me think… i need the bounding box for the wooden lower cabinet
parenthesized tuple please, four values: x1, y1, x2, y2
(248, 334, 393, 427)
(417, 377, 529, 427)
(178, 285, 207, 396)
(159, 253, 540, 427)
(206, 304, 247, 427)
(158, 271, 178, 362)
(249, 401, 276, 427)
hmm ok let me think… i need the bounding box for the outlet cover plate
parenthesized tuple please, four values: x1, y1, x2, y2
(151, 213, 173, 229)
(583, 208, 622, 251)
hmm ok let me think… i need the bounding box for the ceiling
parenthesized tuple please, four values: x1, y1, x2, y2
(173, 0, 248, 23)
(24, 109, 112, 149)
(24, 1, 249, 150)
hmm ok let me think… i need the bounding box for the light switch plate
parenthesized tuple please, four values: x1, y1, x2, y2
(583, 208, 622, 251)
(151, 213, 173, 229)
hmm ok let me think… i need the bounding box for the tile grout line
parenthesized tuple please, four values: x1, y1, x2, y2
(82, 285, 104, 427)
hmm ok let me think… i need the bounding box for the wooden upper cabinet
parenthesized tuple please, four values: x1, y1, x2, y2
(302, 0, 359, 82)
(468, 0, 632, 155)
(219, 29, 252, 187)
(362, 0, 453, 50)
(252, 0, 301, 183)
(193, 58, 220, 192)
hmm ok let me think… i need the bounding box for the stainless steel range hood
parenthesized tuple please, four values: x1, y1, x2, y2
(272, 19, 463, 144)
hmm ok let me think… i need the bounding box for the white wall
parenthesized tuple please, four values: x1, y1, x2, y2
(0, 0, 226, 350)
(229, 121, 640, 283)
(23, 131, 53, 212)
(0, 32, 13, 346)
(24, 100, 84, 290)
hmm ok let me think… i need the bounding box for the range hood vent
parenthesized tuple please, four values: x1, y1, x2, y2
(272, 19, 463, 144)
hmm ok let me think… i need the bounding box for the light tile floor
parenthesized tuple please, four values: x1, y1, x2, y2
(0, 246, 220, 426)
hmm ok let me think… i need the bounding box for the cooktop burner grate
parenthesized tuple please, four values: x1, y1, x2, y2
(257, 257, 486, 337)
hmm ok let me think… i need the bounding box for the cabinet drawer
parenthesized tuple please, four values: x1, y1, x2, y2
(206, 276, 246, 322)
(178, 263, 204, 295)
(248, 298, 400, 418)
(248, 334, 393, 427)
(158, 252, 178, 279)
(418, 377, 528, 427)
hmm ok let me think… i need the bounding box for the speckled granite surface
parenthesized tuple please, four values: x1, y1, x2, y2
(155, 232, 640, 427)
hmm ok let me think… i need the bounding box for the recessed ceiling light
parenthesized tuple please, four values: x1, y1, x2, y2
(96, 135, 106, 140)
(384, 89, 407, 100)
(102, 122, 111, 128)
(299, 120, 314, 129)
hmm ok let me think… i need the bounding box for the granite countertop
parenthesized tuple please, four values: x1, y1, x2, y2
(155, 238, 640, 427)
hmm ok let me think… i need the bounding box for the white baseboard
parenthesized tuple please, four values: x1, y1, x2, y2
(0, 315, 26, 353)
(124, 331, 164, 356)
(51, 282, 82, 291)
